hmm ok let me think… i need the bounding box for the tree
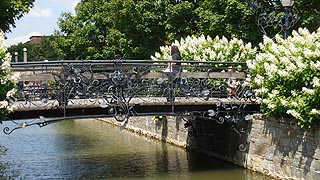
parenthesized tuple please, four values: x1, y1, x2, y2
(52, 0, 320, 60)
(0, 0, 35, 32)
(8, 36, 60, 61)
(295, 0, 320, 33)
(53, 0, 199, 60)
(196, 0, 262, 45)
(250, 0, 320, 40)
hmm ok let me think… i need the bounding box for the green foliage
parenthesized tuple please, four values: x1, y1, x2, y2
(196, 0, 261, 45)
(165, 1, 198, 41)
(154, 26, 320, 129)
(0, 31, 17, 122)
(53, 0, 169, 60)
(0, 0, 34, 32)
(251, 0, 320, 40)
(53, 0, 261, 60)
(52, 0, 320, 60)
(247, 27, 320, 129)
(294, 0, 320, 33)
(8, 36, 61, 61)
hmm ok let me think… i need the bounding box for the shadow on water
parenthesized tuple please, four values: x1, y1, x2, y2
(0, 145, 20, 179)
(0, 120, 274, 180)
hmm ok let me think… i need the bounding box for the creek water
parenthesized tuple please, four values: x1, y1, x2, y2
(0, 119, 273, 180)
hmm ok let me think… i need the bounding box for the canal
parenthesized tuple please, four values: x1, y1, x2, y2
(0, 119, 273, 180)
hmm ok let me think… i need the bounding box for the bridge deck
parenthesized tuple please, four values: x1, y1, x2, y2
(9, 97, 258, 120)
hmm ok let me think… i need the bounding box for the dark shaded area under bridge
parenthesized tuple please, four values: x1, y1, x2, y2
(8, 60, 259, 121)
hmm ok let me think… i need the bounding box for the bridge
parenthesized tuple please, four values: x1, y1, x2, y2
(5, 60, 258, 136)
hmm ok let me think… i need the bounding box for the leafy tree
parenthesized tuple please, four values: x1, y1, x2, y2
(53, 0, 198, 60)
(0, 0, 35, 32)
(196, 0, 262, 45)
(7, 43, 32, 62)
(250, 0, 320, 40)
(53, 0, 320, 60)
(8, 36, 60, 61)
(165, 1, 199, 41)
(295, 0, 320, 32)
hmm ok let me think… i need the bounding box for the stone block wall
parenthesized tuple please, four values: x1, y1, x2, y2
(187, 114, 320, 179)
(98, 114, 320, 180)
(98, 116, 189, 148)
(245, 114, 320, 179)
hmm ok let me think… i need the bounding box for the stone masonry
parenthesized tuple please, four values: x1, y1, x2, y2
(98, 114, 320, 180)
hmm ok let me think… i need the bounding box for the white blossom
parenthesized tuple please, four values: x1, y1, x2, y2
(291, 101, 298, 107)
(150, 55, 157, 61)
(155, 52, 161, 59)
(302, 87, 315, 95)
(6, 89, 17, 98)
(254, 74, 264, 85)
(310, 61, 320, 70)
(296, 60, 306, 69)
(291, 90, 298, 97)
(312, 77, 320, 87)
(287, 109, 301, 119)
(0, 100, 9, 109)
(267, 103, 276, 109)
(1, 30, 17, 113)
(286, 62, 297, 72)
(278, 70, 289, 77)
(254, 88, 268, 96)
(311, 109, 320, 115)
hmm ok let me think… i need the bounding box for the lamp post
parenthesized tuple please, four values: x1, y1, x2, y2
(251, 0, 298, 39)
(23, 48, 28, 62)
(281, 0, 294, 39)
(14, 52, 18, 62)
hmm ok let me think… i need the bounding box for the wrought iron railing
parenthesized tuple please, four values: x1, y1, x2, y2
(6, 60, 256, 142)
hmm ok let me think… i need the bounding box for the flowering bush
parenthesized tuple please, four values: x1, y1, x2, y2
(0, 31, 18, 122)
(151, 35, 256, 63)
(152, 30, 320, 129)
(247, 27, 320, 128)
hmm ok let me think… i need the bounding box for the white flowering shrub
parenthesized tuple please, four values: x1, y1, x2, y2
(247, 27, 320, 128)
(0, 31, 17, 122)
(151, 35, 256, 63)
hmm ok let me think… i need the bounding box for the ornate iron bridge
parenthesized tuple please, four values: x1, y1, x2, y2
(5, 60, 257, 144)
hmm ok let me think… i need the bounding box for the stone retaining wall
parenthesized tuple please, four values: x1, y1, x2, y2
(245, 114, 320, 180)
(98, 116, 189, 148)
(98, 114, 320, 180)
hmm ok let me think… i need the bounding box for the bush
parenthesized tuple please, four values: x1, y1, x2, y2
(247, 28, 320, 128)
(153, 30, 320, 129)
(151, 34, 256, 62)
(0, 31, 18, 122)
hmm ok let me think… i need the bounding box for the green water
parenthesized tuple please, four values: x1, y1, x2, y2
(0, 120, 273, 179)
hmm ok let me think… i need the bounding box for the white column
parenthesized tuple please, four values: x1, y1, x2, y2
(14, 52, 18, 62)
(23, 48, 27, 62)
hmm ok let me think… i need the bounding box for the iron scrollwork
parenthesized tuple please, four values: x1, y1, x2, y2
(7, 60, 257, 146)
(251, 0, 299, 38)
(198, 98, 253, 152)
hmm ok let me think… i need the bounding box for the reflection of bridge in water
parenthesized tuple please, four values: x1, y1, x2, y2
(6, 60, 258, 135)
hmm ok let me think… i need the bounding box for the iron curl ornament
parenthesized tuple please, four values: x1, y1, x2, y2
(251, 0, 299, 38)
(4, 59, 258, 149)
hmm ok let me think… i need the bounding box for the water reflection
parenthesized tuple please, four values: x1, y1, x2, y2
(0, 120, 273, 180)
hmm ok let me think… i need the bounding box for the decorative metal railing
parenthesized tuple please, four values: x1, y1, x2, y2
(6, 60, 256, 146)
